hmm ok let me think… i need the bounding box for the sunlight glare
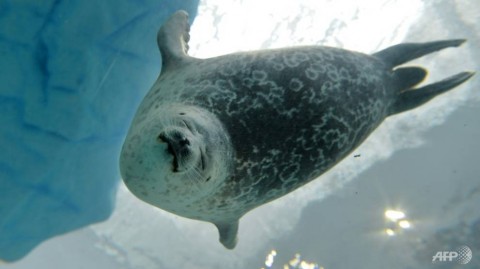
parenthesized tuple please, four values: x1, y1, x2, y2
(265, 249, 277, 267)
(385, 228, 396, 236)
(384, 209, 405, 222)
(398, 220, 411, 229)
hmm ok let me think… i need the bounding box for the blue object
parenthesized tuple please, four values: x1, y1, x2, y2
(0, 0, 199, 262)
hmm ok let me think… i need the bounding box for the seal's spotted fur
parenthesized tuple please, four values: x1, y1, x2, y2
(120, 10, 474, 249)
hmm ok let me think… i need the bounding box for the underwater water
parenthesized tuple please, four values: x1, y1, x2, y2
(2, 0, 479, 268)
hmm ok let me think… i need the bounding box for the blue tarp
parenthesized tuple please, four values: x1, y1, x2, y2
(0, 0, 199, 262)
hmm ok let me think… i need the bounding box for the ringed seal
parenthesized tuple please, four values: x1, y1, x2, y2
(120, 10, 474, 249)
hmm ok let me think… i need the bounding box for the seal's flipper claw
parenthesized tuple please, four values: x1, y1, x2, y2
(157, 10, 192, 70)
(374, 39, 466, 68)
(389, 71, 475, 115)
(215, 221, 239, 249)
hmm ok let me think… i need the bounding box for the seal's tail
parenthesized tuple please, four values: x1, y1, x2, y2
(373, 39, 475, 115)
(389, 71, 474, 115)
(374, 39, 466, 67)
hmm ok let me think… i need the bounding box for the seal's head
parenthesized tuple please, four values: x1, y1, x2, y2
(120, 104, 234, 217)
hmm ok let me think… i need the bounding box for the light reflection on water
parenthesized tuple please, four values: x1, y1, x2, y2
(383, 209, 412, 236)
(261, 250, 322, 269)
(257, 209, 416, 268)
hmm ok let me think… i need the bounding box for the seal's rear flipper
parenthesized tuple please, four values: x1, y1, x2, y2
(375, 39, 475, 115)
(393, 67, 428, 90)
(373, 39, 466, 68)
(388, 72, 475, 115)
(215, 221, 239, 249)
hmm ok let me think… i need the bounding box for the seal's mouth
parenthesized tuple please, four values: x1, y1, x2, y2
(158, 132, 189, 173)
(167, 140, 180, 172)
(156, 119, 211, 177)
(199, 148, 205, 171)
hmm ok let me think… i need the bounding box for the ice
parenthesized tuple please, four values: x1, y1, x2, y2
(0, 0, 199, 262)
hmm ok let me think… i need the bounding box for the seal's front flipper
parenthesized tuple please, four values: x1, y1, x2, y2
(157, 10, 192, 70)
(389, 71, 475, 115)
(215, 220, 239, 249)
(374, 39, 466, 68)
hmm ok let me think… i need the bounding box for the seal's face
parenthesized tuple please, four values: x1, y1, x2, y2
(120, 105, 234, 217)
(157, 118, 207, 176)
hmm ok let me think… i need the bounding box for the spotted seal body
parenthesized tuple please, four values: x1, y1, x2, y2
(120, 10, 474, 248)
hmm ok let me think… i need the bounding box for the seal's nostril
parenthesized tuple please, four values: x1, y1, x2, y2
(158, 133, 168, 143)
(179, 138, 190, 147)
(171, 130, 183, 140)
